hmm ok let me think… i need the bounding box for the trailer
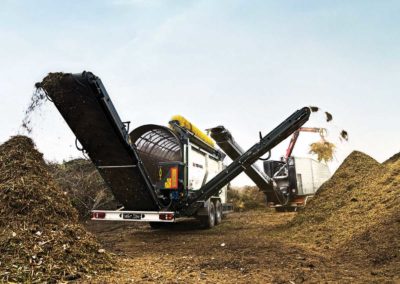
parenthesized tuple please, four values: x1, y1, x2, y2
(40, 71, 311, 228)
(264, 156, 331, 211)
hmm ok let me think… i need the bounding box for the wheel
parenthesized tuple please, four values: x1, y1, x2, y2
(200, 201, 215, 229)
(214, 200, 223, 225)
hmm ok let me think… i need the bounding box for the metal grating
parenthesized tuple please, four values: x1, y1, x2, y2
(130, 125, 183, 185)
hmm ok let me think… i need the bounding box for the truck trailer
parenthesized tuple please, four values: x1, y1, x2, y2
(39, 71, 312, 228)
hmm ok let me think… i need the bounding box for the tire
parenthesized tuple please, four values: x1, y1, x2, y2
(214, 200, 223, 225)
(201, 201, 215, 229)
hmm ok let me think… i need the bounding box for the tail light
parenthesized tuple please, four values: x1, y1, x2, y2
(159, 213, 174, 221)
(92, 212, 106, 219)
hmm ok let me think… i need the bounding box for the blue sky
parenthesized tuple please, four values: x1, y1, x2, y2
(1, 0, 399, 185)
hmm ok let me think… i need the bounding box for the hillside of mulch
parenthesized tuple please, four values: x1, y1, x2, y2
(339, 157, 400, 272)
(288, 151, 399, 275)
(384, 152, 400, 164)
(0, 136, 112, 283)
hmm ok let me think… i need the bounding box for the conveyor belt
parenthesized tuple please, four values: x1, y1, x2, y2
(210, 126, 278, 203)
(41, 72, 158, 210)
(185, 107, 311, 214)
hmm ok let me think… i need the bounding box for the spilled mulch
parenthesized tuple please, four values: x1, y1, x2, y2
(309, 141, 336, 162)
(0, 136, 113, 283)
(307, 106, 348, 161)
(21, 72, 65, 134)
(21, 89, 47, 134)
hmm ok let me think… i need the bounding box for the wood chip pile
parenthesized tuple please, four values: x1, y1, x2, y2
(289, 150, 400, 275)
(0, 136, 112, 283)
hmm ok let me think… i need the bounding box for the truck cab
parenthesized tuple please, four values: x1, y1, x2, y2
(264, 157, 331, 211)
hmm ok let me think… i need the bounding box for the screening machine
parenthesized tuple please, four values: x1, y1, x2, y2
(40, 71, 311, 228)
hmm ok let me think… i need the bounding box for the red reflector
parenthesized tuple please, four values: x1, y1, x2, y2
(159, 213, 174, 221)
(92, 212, 106, 219)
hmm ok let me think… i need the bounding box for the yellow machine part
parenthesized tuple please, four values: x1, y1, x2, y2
(170, 115, 215, 148)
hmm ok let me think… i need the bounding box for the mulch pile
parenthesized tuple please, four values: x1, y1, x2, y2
(0, 136, 112, 283)
(384, 152, 400, 165)
(289, 150, 399, 275)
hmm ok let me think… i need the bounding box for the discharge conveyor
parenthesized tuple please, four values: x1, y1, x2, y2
(39, 72, 159, 210)
(209, 126, 282, 203)
(185, 107, 311, 214)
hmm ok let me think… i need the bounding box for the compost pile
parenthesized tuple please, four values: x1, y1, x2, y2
(290, 150, 400, 273)
(49, 159, 118, 220)
(0, 136, 112, 283)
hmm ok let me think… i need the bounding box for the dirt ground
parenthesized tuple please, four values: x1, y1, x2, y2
(83, 210, 398, 284)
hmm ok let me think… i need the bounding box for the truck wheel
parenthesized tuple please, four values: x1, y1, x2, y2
(214, 200, 222, 225)
(201, 201, 215, 229)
